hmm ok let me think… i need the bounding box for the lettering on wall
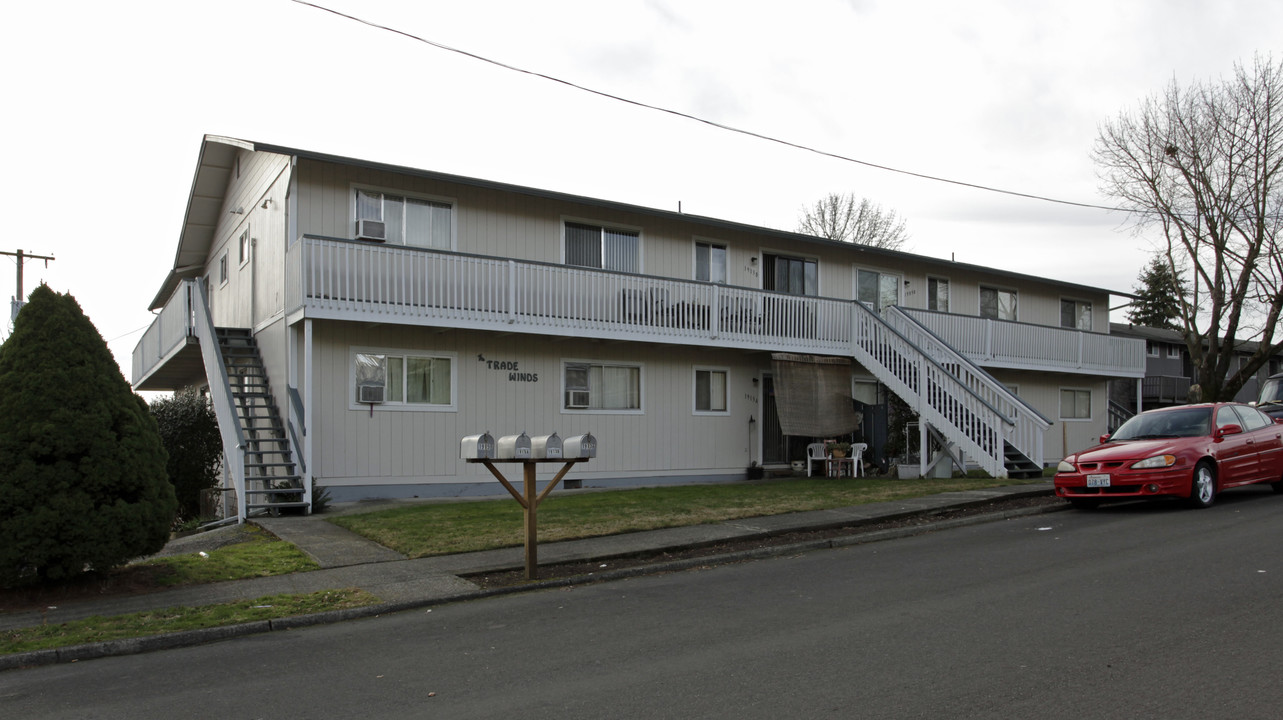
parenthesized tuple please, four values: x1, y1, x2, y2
(478, 354, 538, 382)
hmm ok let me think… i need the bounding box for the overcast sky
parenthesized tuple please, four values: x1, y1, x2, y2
(3, 0, 1281, 379)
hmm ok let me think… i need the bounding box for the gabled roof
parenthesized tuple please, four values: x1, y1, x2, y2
(152, 134, 1133, 309)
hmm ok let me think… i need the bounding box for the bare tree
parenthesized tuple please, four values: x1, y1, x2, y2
(1094, 55, 1283, 401)
(797, 193, 909, 250)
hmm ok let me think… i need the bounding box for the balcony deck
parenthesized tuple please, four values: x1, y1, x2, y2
(133, 238, 1146, 387)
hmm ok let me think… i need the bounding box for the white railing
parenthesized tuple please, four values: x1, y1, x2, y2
(132, 279, 196, 385)
(287, 237, 853, 354)
(850, 303, 1012, 477)
(886, 307, 1049, 468)
(901, 308, 1146, 377)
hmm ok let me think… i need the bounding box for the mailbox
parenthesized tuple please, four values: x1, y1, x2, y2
(563, 433, 597, 459)
(460, 432, 496, 460)
(496, 432, 532, 460)
(530, 432, 563, 459)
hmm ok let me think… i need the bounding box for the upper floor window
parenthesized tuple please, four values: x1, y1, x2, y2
(695, 241, 727, 284)
(1060, 299, 1092, 330)
(856, 269, 901, 312)
(355, 189, 452, 249)
(565, 221, 639, 273)
(238, 229, 251, 266)
(1167, 345, 1181, 359)
(1147, 341, 1160, 358)
(763, 253, 817, 296)
(927, 277, 950, 312)
(218, 252, 229, 286)
(564, 360, 642, 412)
(980, 286, 1017, 321)
(694, 368, 728, 414)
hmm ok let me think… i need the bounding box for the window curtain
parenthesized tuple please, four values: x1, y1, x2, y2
(565, 222, 603, 268)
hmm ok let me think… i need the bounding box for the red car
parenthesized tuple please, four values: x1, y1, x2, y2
(1054, 403, 1283, 509)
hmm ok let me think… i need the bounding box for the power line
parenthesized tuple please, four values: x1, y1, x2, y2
(289, 0, 1125, 213)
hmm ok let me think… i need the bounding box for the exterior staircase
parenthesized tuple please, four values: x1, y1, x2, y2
(215, 328, 308, 514)
(851, 304, 1050, 478)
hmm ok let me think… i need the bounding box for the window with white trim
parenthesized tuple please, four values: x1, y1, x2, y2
(218, 252, 229, 286)
(355, 188, 453, 249)
(980, 286, 1017, 321)
(565, 221, 639, 273)
(856, 268, 902, 312)
(353, 350, 456, 410)
(1147, 342, 1159, 358)
(238, 228, 251, 266)
(1060, 299, 1092, 330)
(694, 368, 728, 413)
(927, 277, 950, 312)
(695, 241, 727, 284)
(564, 361, 642, 411)
(1167, 345, 1181, 359)
(763, 253, 817, 296)
(1060, 388, 1091, 420)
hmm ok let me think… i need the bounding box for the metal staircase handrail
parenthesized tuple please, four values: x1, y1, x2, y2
(191, 280, 249, 522)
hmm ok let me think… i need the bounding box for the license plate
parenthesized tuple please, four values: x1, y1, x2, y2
(1086, 474, 1111, 488)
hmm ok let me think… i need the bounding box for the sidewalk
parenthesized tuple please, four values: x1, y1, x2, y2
(1, 482, 1060, 669)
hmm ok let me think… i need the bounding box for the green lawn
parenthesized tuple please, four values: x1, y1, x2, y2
(330, 475, 1027, 558)
(1, 589, 379, 654)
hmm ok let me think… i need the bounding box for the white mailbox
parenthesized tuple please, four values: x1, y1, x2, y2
(496, 432, 532, 460)
(460, 432, 496, 460)
(530, 432, 563, 459)
(563, 433, 597, 459)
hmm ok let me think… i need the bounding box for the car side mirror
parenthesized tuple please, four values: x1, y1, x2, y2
(1216, 424, 1243, 439)
(1099, 434, 1111, 444)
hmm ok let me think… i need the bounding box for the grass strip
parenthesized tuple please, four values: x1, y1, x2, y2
(1, 589, 379, 654)
(134, 527, 320, 586)
(331, 475, 1026, 558)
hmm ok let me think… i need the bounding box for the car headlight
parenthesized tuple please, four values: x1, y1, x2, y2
(1057, 459, 1076, 473)
(1131, 454, 1176, 469)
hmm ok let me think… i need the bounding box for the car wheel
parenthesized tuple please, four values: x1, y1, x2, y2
(1188, 461, 1217, 508)
(1067, 498, 1100, 510)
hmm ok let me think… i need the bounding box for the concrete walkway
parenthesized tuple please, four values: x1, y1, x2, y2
(1, 482, 1061, 669)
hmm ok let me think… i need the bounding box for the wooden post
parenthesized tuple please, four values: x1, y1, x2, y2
(523, 460, 538, 579)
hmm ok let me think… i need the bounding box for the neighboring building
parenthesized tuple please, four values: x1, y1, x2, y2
(133, 136, 1145, 519)
(1110, 323, 1283, 419)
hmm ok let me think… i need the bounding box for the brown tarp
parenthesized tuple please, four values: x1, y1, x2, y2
(771, 353, 862, 437)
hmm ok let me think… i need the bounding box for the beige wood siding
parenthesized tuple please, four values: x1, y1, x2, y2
(308, 323, 759, 486)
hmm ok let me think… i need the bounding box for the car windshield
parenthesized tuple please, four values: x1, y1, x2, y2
(1260, 378, 1283, 405)
(1111, 407, 1212, 440)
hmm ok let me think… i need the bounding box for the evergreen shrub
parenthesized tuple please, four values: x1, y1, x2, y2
(0, 286, 176, 587)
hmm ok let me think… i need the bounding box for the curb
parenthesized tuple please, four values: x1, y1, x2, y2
(0, 495, 1063, 672)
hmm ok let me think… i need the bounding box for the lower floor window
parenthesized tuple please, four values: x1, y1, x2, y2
(1060, 389, 1091, 420)
(565, 361, 641, 411)
(695, 368, 727, 413)
(354, 350, 454, 409)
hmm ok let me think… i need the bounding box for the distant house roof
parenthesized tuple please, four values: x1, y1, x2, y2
(152, 134, 1135, 309)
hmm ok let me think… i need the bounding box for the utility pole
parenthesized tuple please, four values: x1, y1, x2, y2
(3, 249, 56, 324)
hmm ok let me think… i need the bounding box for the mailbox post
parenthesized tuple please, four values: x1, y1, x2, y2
(462, 432, 595, 580)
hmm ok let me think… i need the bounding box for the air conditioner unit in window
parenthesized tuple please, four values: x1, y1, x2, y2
(358, 385, 385, 404)
(356, 219, 387, 242)
(567, 390, 590, 408)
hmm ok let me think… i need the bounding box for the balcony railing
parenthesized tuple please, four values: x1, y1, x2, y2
(286, 236, 854, 355)
(900, 308, 1145, 377)
(132, 279, 195, 385)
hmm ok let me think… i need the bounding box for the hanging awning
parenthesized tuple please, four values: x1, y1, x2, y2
(770, 353, 862, 438)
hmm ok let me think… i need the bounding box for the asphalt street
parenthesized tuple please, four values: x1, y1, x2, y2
(5, 486, 1283, 719)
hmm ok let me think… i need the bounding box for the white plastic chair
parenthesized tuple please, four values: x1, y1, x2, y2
(805, 443, 828, 477)
(850, 443, 868, 477)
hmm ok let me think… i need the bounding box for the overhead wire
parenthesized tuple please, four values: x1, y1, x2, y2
(289, 0, 1127, 214)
